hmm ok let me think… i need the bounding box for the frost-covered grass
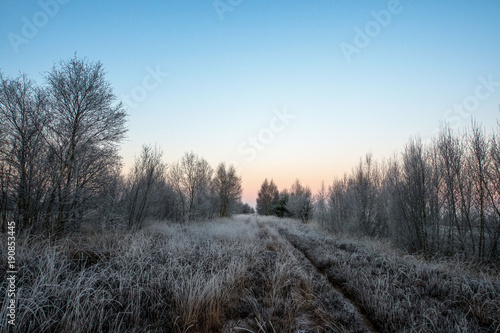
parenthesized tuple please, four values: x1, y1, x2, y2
(274, 218, 500, 332)
(2, 215, 498, 332)
(0, 216, 367, 332)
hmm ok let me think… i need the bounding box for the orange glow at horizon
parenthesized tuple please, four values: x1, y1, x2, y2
(120, 143, 397, 208)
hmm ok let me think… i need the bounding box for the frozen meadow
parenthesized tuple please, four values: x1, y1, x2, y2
(1, 215, 499, 332)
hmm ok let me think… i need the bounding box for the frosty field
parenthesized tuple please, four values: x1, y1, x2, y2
(1, 215, 499, 332)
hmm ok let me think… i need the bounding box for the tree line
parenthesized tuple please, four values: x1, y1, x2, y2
(3, 56, 498, 263)
(125, 147, 247, 230)
(257, 121, 500, 263)
(256, 178, 313, 223)
(0, 56, 246, 237)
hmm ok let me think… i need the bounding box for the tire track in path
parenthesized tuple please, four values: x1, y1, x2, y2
(262, 219, 380, 333)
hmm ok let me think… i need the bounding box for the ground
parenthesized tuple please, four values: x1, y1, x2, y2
(1, 215, 499, 332)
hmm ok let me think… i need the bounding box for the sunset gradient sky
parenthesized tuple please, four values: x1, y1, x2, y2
(1, 0, 500, 206)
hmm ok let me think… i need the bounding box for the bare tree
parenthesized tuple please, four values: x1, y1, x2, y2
(288, 179, 313, 223)
(168, 152, 213, 222)
(314, 181, 328, 226)
(437, 127, 469, 253)
(0, 72, 50, 232)
(400, 137, 431, 254)
(350, 153, 384, 235)
(426, 138, 442, 253)
(93, 166, 126, 229)
(468, 122, 490, 259)
(45, 55, 127, 236)
(487, 127, 500, 258)
(213, 163, 242, 217)
(126, 144, 167, 230)
(327, 175, 349, 232)
(0, 161, 13, 233)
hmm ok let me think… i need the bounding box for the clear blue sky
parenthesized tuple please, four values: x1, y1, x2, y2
(1, 0, 499, 205)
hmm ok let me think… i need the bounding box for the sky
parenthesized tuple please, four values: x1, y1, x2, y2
(1, 0, 499, 206)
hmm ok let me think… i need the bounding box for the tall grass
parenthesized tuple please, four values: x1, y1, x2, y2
(274, 218, 500, 332)
(2, 215, 498, 332)
(1, 216, 369, 332)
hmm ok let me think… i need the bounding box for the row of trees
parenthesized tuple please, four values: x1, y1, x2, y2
(314, 122, 500, 262)
(255, 121, 499, 262)
(0, 56, 127, 237)
(125, 147, 244, 230)
(256, 178, 313, 223)
(0, 57, 245, 237)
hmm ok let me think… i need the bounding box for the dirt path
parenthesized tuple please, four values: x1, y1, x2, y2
(284, 234, 380, 333)
(256, 216, 380, 333)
